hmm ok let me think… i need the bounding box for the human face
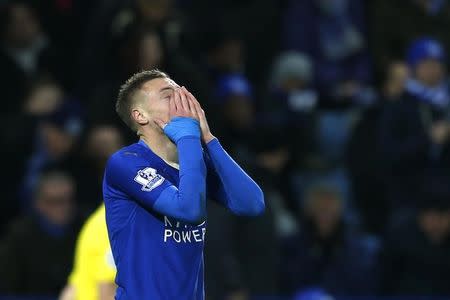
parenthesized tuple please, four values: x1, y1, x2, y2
(136, 77, 179, 126)
(415, 58, 446, 87)
(306, 191, 342, 238)
(86, 126, 124, 163)
(36, 179, 75, 226)
(419, 209, 450, 244)
(40, 124, 76, 159)
(139, 33, 163, 69)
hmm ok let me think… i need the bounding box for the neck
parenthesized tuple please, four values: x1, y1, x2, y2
(139, 126, 178, 165)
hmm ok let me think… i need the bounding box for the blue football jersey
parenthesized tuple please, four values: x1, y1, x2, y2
(103, 140, 208, 300)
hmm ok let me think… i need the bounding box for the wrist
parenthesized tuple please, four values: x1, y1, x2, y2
(164, 117, 201, 144)
(203, 133, 216, 144)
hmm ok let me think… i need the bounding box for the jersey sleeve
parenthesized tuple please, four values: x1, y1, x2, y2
(104, 152, 173, 209)
(105, 138, 207, 223)
(204, 138, 265, 216)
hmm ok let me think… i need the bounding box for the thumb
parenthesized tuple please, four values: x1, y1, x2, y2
(154, 119, 167, 130)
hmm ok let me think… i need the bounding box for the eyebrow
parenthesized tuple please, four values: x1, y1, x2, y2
(159, 86, 174, 93)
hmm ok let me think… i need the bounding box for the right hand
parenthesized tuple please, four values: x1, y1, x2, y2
(155, 87, 199, 128)
(154, 88, 201, 144)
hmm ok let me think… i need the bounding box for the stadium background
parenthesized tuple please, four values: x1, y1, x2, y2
(1, 0, 450, 299)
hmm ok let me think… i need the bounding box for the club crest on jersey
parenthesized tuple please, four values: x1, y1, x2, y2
(134, 167, 165, 191)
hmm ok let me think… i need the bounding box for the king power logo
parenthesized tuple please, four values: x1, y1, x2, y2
(163, 216, 206, 244)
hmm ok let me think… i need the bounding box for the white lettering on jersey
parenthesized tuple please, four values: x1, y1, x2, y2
(163, 216, 206, 244)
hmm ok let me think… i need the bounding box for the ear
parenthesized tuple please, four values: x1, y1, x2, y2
(131, 108, 150, 126)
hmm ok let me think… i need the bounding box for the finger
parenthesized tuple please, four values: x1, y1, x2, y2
(191, 97, 202, 119)
(185, 88, 201, 107)
(154, 119, 167, 130)
(174, 89, 182, 113)
(169, 93, 176, 116)
(192, 96, 205, 120)
(179, 87, 190, 113)
(184, 88, 202, 117)
(188, 98, 199, 120)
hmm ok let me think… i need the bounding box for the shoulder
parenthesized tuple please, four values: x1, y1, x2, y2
(107, 143, 144, 164)
(105, 143, 154, 173)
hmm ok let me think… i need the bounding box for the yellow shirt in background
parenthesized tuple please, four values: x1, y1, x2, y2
(68, 204, 116, 300)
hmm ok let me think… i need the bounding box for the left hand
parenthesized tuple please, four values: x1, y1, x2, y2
(181, 87, 216, 144)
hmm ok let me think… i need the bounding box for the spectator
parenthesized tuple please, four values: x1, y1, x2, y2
(21, 98, 84, 209)
(78, 0, 187, 95)
(0, 1, 64, 111)
(382, 62, 410, 102)
(282, 0, 373, 105)
(0, 171, 80, 295)
(213, 73, 291, 189)
(346, 62, 409, 234)
(266, 51, 317, 169)
(206, 73, 280, 299)
(282, 184, 380, 296)
(370, 0, 450, 81)
(378, 37, 450, 220)
(0, 78, 65, 234)
(88, 26, 208, 134)
(382, 189, 450, 295)
(203, 32, 245, 81)
(75, 124, 125, 216)
(185, 0, 281, 85)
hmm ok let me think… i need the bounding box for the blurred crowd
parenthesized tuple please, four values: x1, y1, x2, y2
(1, 0, 450, 299)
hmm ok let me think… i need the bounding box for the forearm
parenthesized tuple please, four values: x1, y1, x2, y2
(206, 139, 264, 216)
(177, 136, 207, 220)
(154, 136, 207, 222)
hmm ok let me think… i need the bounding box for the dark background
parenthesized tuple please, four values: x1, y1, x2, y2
(1, 0, 450, 299)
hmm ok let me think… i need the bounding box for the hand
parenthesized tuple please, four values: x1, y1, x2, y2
(154, 88, 201, 144)
(431, 121, 449, 145)
(181, 87, 216, 144)
(154, 87, 198, 128)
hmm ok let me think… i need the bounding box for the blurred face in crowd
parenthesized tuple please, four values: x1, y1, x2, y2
(24, 81, 64, 115)
(41, 123, 77, 159)
(133, 77, 179, 128)
(384, 62, 409, 99)
(305, 189, 343, 238)
(35, 174, 75, 226)
(136, 0, 172, 23)
(415, 58, 446, 87)
(139, 32, 164, 70)
(4, 3, 41, 48)
(223, 95, 254, 131)
(86, 126, 124, 165)
(418, 208, 450, 244)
